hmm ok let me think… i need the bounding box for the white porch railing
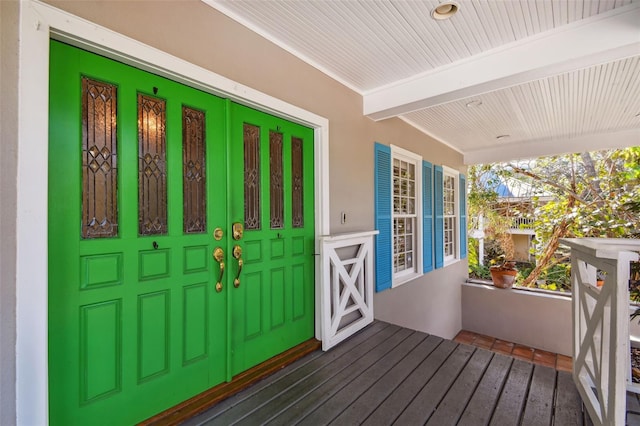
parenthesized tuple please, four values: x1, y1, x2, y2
(320, 231, 378, 351)
(509, 216, 534, 230)
(563, 238, 640, 426)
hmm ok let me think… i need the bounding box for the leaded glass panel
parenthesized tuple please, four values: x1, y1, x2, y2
(138, 94, 167, 235)
(183, 106, 206, 233)
(81, 77, 118, 239)
(244, 123, 261, 230)
(291, 137, 304, 228)
(269, 130, 284, 229)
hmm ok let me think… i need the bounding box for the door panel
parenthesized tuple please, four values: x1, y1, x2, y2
(228, 103, 315, 375)
(49, 41, 227, 425)
(48, 41, 316, 424)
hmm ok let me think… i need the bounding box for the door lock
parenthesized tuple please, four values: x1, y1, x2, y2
(232, 222, 244, 240)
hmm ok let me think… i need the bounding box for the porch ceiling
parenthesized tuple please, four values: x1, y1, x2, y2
(205, 0, 640, 164)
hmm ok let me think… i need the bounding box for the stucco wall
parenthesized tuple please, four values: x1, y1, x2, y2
(512, 233, 532, 262)
(375, 262, 467, 339)
(461, 283, 572, 356)
(0, 1, 19, 424)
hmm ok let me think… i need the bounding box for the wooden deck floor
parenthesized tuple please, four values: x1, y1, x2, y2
(182, 320, 598, 425)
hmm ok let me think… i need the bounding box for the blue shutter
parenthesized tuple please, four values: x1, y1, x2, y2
(423, 161, 433, 273)
(434, 165, 444, 269)
(374, 143, 392, 292)
(459, 174, 467, 259)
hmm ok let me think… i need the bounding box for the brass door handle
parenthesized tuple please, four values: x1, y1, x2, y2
(213, 247, 224, 292)
(233, 245, 243, 288)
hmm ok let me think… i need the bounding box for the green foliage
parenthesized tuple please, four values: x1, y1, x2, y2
(528, 150, 640, 241)
(469, 262, 491, 280)
(540, 263, 571, 291)
(467, 147, 640, 292)
(467, 165, 516, 262)
(512, 261, 569, 292)
(467, 236, 492, 280)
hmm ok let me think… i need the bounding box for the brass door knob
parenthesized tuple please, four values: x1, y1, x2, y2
(213, 247, 224, 292)
(233, 245, 243, 288)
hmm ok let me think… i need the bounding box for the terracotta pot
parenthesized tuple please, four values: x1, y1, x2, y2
(490, 267, 518, 289)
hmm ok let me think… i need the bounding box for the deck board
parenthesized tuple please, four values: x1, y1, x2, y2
(215, 323, 401, 426)
(490, 359, 534, 426)
(183, 321, 604, 426)
(264, 327, 414, 425)
(457, 353, 513, 426)
(426, 348, 493, 425)
(362, 339, 458, 426)
(521, 365, 556, 426)
(329, 334, 442, 425)
(554, 370, 583, 425)
(298, 331, 427, 425)
(187, 321, 391, 426)
(393, 343, 475, 424)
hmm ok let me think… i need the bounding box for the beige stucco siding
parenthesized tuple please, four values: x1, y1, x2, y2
(0, 1, 19, 424)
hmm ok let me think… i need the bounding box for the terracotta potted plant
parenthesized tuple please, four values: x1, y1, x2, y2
(490, 260, 518, 289)
(489, 228, 518, 288)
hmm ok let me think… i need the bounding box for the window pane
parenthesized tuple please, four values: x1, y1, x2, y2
(444, 175, 455, 215)
(291, 137, 304, 228)
(269, 130, 284, 229)
(244, 123, 261, 230)
(393, 217, 416, 273)
(392, 153, 419, 276)
(138, 94, 167, 236)
(182, 106, 206, 234)
(82, 77, 118, 239)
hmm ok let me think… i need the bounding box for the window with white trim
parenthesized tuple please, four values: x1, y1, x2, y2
(391, 146, 422, 284)
(443, 167, 459, 262)
(374, 142, 466, 293)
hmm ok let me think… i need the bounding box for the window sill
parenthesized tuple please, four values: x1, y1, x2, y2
(465, 279, 572, 299)
(393, 272, 423, 288)
(444, 258, 462, 268)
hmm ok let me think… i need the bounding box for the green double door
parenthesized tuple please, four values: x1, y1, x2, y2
(48, 41, 315, 425)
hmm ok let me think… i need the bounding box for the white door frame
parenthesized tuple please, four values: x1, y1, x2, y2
(16, 1, 330, 424)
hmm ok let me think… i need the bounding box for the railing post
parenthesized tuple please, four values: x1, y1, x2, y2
(563, 238, 640, 425)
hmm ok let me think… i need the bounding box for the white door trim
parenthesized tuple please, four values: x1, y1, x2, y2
(16, 1, 330, 424)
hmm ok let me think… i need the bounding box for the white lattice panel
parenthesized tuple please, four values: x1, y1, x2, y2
(320, 231, 377, 351)
(564, 238, 640, 426)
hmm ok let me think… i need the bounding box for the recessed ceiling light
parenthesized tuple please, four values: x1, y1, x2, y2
(465, 100, 483, 108)
(496, 135, 510, 140)
(431, 2, 459, 20)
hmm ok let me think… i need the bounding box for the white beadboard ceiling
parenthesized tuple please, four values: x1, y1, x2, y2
(206, 0, 640, 164)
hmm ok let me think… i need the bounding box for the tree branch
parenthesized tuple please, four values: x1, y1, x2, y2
(506, 164, 591, 205)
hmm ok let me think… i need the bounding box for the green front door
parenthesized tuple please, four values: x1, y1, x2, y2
(48, 41, 315, 425)
(228, 104, 315, 375)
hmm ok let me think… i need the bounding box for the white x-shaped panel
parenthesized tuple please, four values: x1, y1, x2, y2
(320, 232, 377, 351)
